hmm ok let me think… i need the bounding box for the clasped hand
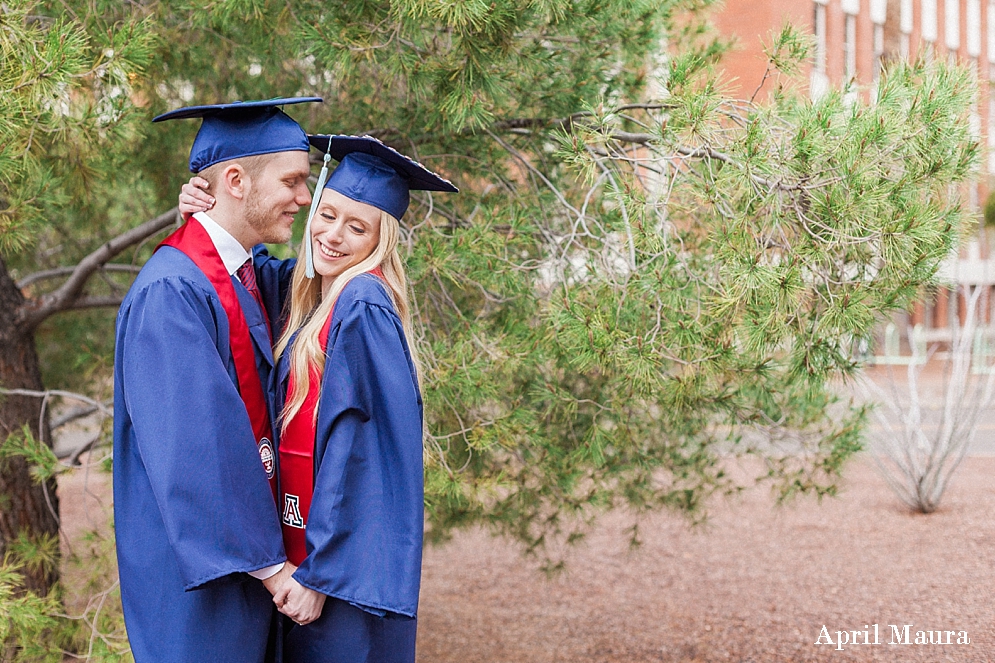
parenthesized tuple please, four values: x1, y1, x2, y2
(262, 563, 327, 626)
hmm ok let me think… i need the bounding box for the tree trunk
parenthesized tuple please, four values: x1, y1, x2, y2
(0, 255, 59, 595)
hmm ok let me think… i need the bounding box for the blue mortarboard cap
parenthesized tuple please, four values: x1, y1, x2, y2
(300, 135, 458, 277)
(153, 97, 322, 172)
(308, 135, 458, 220)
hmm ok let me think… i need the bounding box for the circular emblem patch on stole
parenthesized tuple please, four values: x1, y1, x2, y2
(258, 438, 275, 479)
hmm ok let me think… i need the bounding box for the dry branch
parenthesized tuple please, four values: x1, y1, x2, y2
(17, 263, 142, 288)
(15, 208, 179, 332)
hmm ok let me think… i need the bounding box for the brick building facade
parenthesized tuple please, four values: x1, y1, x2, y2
(712, 0, 994, 344)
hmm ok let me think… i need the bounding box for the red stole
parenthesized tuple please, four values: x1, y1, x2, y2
(278, 268, 384, 566)
(158, 219, 278, 501)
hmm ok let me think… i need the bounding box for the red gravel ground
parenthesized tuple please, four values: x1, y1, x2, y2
(416, 456, 995, 663)
(59, 454, 995, 662)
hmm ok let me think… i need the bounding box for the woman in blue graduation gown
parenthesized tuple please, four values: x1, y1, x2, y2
(269, 135, 457, 663)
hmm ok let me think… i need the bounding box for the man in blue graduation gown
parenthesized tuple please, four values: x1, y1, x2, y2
(113, 98, 319, 663)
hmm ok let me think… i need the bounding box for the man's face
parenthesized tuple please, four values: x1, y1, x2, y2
(242, 151, 312, 244)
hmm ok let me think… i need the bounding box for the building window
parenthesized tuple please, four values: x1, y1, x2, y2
(988, 64, 995, 173)
(874, 24, 885, 73)
(812, 0, 829, 100)
(841, 0, 860, 97)
(870, 0, 887, 91)
(945, 0, 961, 52)
(845, 13, 857, 86)
(874, 24, 885, 88)
(970, 59, 981, 139)
(901, 0, 914, 59)
(968, 0, 982, 57)
(988, 1, 995, 64)
(922, 0, 938, 43)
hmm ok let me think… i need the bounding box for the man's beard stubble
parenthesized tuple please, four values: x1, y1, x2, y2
(243, 190, 291, 245)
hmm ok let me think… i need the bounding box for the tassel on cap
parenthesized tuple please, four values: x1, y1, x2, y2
(303, 150, 333, 279)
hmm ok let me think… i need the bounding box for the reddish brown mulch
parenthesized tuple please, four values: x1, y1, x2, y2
(58, 454, 995, 662)
(417, 456, 995, 662)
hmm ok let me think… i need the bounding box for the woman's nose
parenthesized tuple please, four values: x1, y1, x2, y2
(326, 223, 344, 243)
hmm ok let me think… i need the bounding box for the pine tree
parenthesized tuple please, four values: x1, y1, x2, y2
(0, 3, 978, 657)
(0, 0, 155, 599)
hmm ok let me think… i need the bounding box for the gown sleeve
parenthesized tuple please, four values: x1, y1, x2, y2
(292, 293, 424, 618)
(118, 276, 286, 590)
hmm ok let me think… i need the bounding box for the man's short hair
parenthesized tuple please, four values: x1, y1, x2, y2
(196, 153, 274, 193)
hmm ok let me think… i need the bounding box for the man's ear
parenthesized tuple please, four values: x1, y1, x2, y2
(220, 163, 251, 201)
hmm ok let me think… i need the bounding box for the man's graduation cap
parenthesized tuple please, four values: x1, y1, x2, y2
(302, 135, 458, 278)
(153, 97, 323, 172)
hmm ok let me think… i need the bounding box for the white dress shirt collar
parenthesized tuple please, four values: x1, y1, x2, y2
(193, 212, 251, 276)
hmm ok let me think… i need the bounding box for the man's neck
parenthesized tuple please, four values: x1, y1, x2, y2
(207, 204, 257, 250)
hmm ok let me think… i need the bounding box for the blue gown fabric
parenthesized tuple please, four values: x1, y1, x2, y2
(273, 274, 424, 663)
(113, 244, 292, 663)
(254, 245, 297, 338)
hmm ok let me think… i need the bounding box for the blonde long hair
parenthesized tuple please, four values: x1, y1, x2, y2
(275, 208, 418, 428)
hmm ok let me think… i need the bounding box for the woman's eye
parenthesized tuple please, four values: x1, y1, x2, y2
(350, 225, 365, 234)
(320, 212, 335, 221)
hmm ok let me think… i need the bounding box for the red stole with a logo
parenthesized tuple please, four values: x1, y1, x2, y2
(278, 268, 384, 566)
(158, 219, 277, 501)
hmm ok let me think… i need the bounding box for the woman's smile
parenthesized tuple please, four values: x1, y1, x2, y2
(316, 241, 346, 259)
(310, 188, 382, 291)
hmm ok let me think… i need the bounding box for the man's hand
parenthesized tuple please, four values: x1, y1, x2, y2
(273, 578, 326, 626)
(178, 176, 214, 219)
(261, 562, 298, 597)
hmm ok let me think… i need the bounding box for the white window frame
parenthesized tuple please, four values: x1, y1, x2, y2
(870, 0, 887, 92)
(946, 0, 961, 51)
(870, 0, 888, 23)
(968, 0, 982, 56)
(812, 0, 830, 100)
(923, 0, 939, 43)
(901, 0, 915, 33)
(988, 64, 995, 173)
(988, 1, 995, 63)
(900, 0, 914, 58)
(845, 13, 858, 85)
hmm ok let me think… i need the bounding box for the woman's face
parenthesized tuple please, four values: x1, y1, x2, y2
(310, 188, 382, 291)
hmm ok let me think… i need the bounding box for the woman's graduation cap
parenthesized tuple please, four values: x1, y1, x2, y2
(301, 135, 458, 278)
(153, 97, 323, 172)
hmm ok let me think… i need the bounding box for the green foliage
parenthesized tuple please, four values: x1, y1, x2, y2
(761, 23, 812, 79)
(985, 189, 995, 228)
(0, 427, 59, 484)
(0, 562, 64, 663)
(0, 530, 72, 663)
(0, 0, 157, 253)
(35, 309, 117, 392)
(6, 533, 59, 580)
(0, 7, 981, 659)
(6, 0, 978, 552)
(0, 513, 131, 662)
(411, 51, 977, 550)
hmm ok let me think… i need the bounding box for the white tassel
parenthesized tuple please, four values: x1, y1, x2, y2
(304, 151, 333, 279)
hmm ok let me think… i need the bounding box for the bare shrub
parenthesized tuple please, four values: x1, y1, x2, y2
(860, 284, 995, 513)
